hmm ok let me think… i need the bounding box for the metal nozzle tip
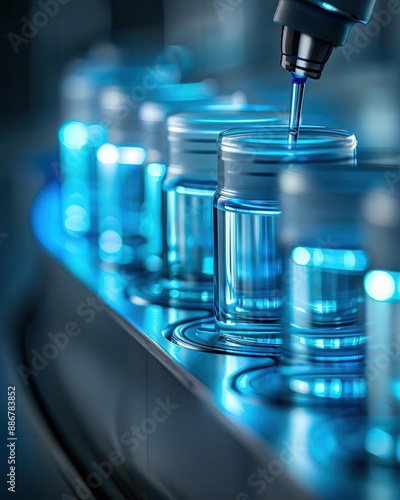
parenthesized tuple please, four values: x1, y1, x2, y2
(280, 27, 334, 80)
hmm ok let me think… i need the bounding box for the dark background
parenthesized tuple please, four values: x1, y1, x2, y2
(0, 1, 399, 498)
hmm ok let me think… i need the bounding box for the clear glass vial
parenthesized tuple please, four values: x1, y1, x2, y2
(160, 104, 284, 307)
(278, 159, 392, 363)
(215, 126, 357, 347)
(138, 81, 220, 272)
(363, 185, 400, 466)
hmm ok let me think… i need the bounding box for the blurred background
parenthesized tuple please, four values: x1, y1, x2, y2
(0, 0, 399, 497)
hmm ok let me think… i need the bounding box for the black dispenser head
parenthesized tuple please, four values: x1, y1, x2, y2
(274, 0, 377, 79)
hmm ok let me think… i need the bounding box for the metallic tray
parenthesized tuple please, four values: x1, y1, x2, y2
(29, 182, 399, 500)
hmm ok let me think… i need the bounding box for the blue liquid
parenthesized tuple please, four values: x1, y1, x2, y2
(287, 246, 369, 361)
(163, 178, 215, 284)
(214, 195, 282, 340)
(288, 73, 307, 144)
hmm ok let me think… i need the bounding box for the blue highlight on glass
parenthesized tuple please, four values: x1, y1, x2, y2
(363, 185, 400, 466)
(143, 162, 167, 272)
(59, 121, 108, 236)
(289, 246, 368, 332)
(365, 270, 398, 302)
(97, 143, 147, 265)
(292, 247, 368, 271)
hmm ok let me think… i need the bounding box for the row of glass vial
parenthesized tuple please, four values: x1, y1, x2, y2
(58, 105, 400, 465)
(59, 111, 399, 362)
(160, 122, 400, 466)
(58, 102, 284, 264)
(58, 53, 399, 465)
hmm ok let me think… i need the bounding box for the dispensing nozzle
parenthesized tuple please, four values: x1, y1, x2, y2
(274, 0, 377, 79)
(280, 27, 333, 80)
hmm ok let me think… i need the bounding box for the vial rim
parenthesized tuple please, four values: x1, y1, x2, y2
(217, 125, 357, 157)
(167, 104, 285, 138)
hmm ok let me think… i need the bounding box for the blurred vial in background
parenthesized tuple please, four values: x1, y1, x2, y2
(59, 122, 108, 236)
(60, 49, 181, 126)
(138, 80, 222, 272)
(363, 185, 400, 467)
(57, 45, 185, 245)
(279, 147, 393, 364)
(139, 81, 219, 164)
(215, 127, 357, 347)
(97, 143, 146, 266)
(164, 105, 285, 309)
(132, 104, 283, 309)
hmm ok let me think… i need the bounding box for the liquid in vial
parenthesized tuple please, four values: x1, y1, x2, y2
(214, 197, 282, 336)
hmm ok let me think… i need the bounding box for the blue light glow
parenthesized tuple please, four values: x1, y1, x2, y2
(59, 121, 108, 235)
(365, 270, 396, 302)
(64, 204, 89, 233)
(365, 427, 394, 459)
(314, 380, 326, 395)
(313, 248, 324, 266)
(99, 230, 123, 254)
(97, 143, 119, 165)
(290, 378, 310, 394)
(391, 380, 400, 401)
(119, 146, 146, 165)
(87, 124, 108, 147)
(176, 185, 215, 197)
(60, 122, 89, 149)
(292, 247, 311, 266)
(330, 379, 343, 399)
(292, 247, 368, 271)
(322, 2, 340, 13)
(343, 250, 356, 270)
(147, 163, 166, 178)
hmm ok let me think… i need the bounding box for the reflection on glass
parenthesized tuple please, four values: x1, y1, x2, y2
(59, 121, 107, 235)
(97, 143, 146, 265)
(288, 246, 368, 356)
(164, 179, 216, 282)
(365, 269, 400, 466)
(143, 163, 166, 272)
(214, 198, 282, 334)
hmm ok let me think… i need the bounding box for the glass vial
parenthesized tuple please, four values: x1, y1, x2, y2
(363, 186, 400, 466)
(215, 126, 357, 347)
(162, 104, 284, 307)
(59, 121, 108, 236)
(96, 143, 146, 265)
(138, 82, 220, 272)
(278, 153, 394, 363)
